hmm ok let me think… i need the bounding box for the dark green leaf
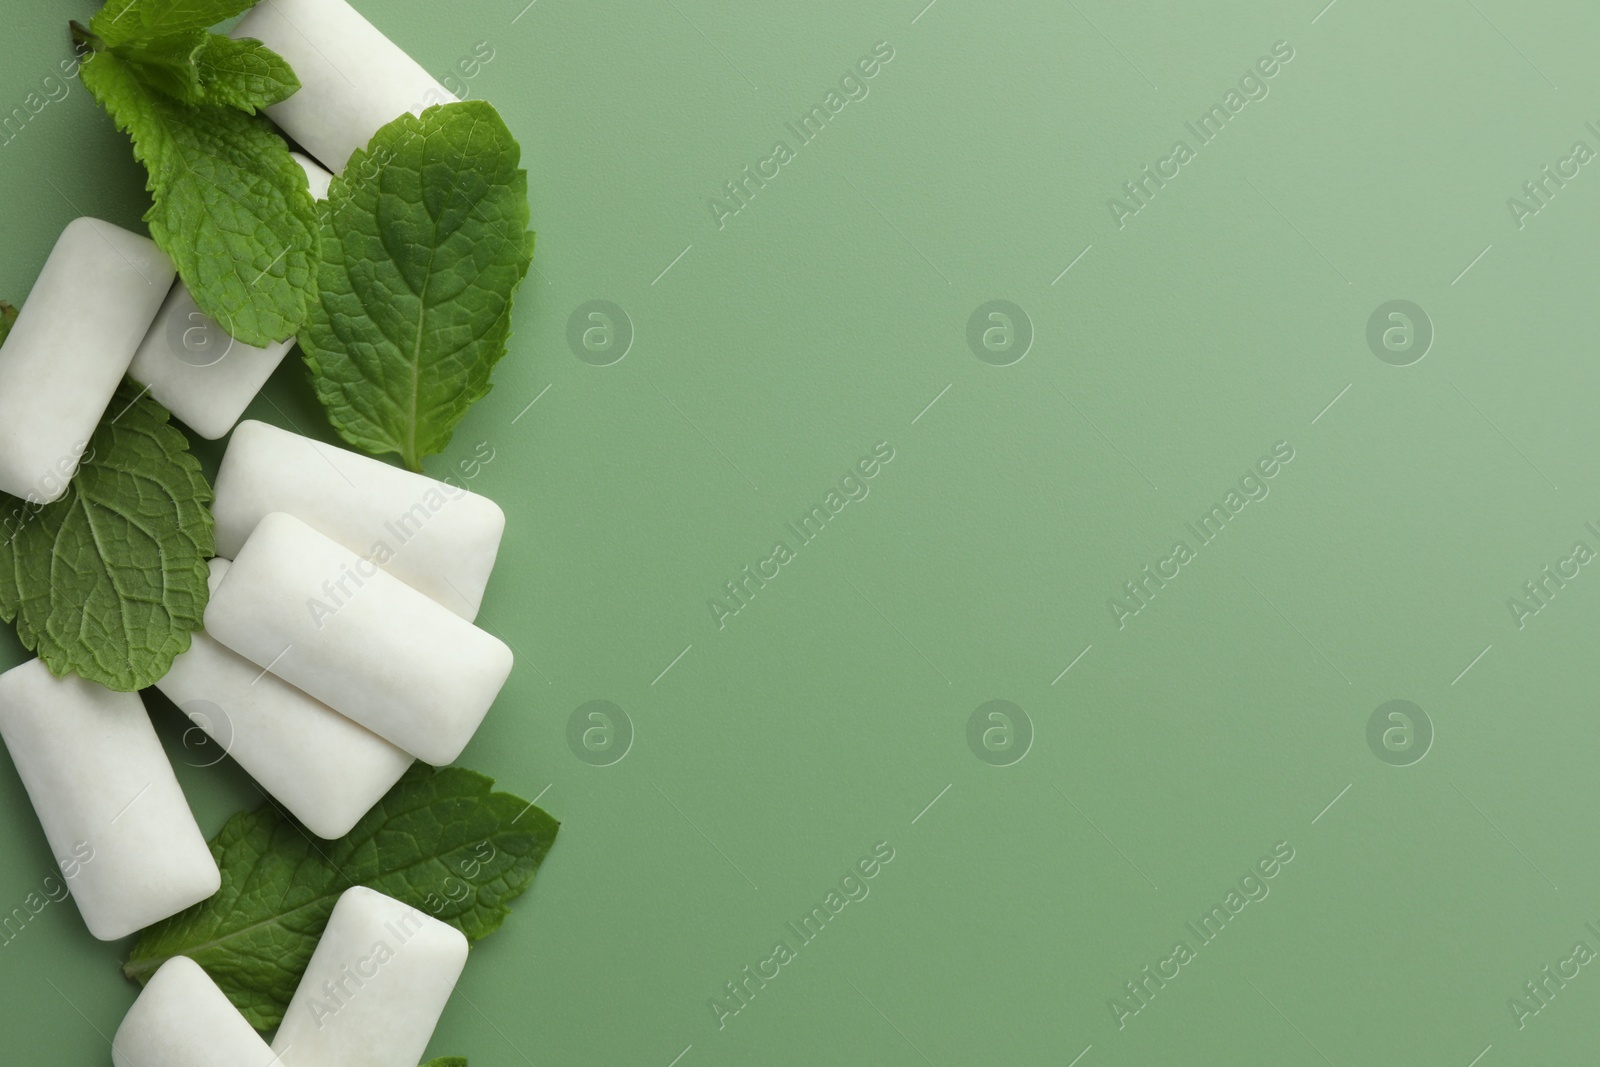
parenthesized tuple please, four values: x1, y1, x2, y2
(124, 765, 560, 1030)
(302, 101, 534, 470)
(0, 381, 213, 691)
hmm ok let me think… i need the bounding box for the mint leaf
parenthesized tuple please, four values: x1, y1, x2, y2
(109, 28, 208, 102)
(101, 32, 297, 113)
(0, 382, 213, 691)
(0, 301, 16, 346)
(77, 0, 301, 113)
(90, 0, 257, 49)
(194, 35, 299, 113)
(124, 765, 560, 1030)
(422, 1060, 468, 1067)
(302, 101, 534, 470)
(81, 47, 317, 346)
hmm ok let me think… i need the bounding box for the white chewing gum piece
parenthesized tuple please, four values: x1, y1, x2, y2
(272, 887, 469, 1067)
(0, 217, 174, 502)
(205, 513, 513, 766)
(128, 155, 335, 441)
(0, 660, 219, 941)
(233, 0, 453, 174)
(112, 957, 280, 1067)
(155, 559, 413, 840)
(213, 420, 505, 620)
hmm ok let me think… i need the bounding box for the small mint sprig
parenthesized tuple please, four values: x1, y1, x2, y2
(73, 0, 318, 347)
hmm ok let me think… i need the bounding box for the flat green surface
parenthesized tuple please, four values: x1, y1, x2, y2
(2, 0, 1600, 1063)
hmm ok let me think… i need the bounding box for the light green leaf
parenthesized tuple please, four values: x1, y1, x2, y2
(194, 35, 299, 113)
(81, 47, 318, 346)
(124, 765, 560, 1031)
(90, 0, 258, 49)
(0, 381, 213, 691)
(302, 101, 534, 470)
(110, 27, 208, 103)
(0, 301, 16, 346)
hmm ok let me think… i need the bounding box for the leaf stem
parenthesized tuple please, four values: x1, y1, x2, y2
(68, 20, 104, 54)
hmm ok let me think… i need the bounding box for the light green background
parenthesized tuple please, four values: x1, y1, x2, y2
(2, 0, 1600, 1063)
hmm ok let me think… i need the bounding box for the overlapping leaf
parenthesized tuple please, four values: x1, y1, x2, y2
(0, 382, 213, 691)
(81, 47, 315, 346)
(302, 101, 534, 470)
(124, 765, 560, 1030)
(193, 34, 298, 112)
(89, 0, 257, 49)
(77, 0, 312, 346)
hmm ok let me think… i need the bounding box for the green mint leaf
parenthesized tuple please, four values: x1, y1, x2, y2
(110, 27, 209, 103)
(123, 765, 560, 1030)
(194, 35, 300, 113)
(81, 47, 318, 346)
(0, 301, 16, 346)
(90, 0, 258, 49)
(421, 1060, 468, 1067)
(0, 382, 213, 691)
(302, 101, 534, 470)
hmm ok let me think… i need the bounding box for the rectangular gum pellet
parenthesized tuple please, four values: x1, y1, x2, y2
(233, 0, 453, 173)
(213, 420, 505, 620)
(127, 155, 334, 441)
(0, 660, 219, 941)
(155, 558, 413, 840)
(113, 957, 280, 1067)
(0, 217, 174, 502)
(205, 513, 513, 766)
(273, 887, 468, 1067)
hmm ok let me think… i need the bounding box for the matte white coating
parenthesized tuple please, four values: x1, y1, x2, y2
(213, 420, 505, 620)
(272, 886, 469, 1067)
(112, 956, 280, 1067)
(232, 0, 453, 173)
(155, 559, 413, 840)
(0, 659, 219, 940)
(205, 513, 513, 765)
(0, 217, 173, 502)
